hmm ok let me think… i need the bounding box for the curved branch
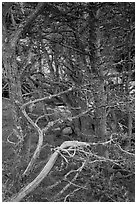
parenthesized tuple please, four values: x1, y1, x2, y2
(6, 141, 89, 202)
(8, 151, 59, 202)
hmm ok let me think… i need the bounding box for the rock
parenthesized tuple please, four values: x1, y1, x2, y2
(62, 127, 73, 135)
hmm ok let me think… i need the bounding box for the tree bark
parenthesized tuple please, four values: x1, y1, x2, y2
(2, 2, 47, 140)
(88, 5, 107, 139)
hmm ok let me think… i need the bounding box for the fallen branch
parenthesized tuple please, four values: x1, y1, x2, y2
(22, 119, 61, 177)
(52, 160, 86, 202)
(6, 141, 89, 202)
(21, 95, 92, 177)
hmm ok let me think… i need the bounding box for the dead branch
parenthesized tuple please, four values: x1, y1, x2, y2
(21, 88, 92, 177)
(6, 141, 89, 202)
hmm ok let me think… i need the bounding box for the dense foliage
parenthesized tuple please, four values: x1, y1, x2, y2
(2, 2, 135, 202)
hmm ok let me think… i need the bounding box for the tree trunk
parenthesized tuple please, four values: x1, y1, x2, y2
(127, 23, 134, 138)
(2, 2, 47, 150)
(128, 111, 132, 137)
(94, 83, 107, 139)
(3, 41, 24, 140)
(88, 5, 107, 139)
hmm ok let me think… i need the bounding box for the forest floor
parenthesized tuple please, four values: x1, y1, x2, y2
(2, 98, 135, 202)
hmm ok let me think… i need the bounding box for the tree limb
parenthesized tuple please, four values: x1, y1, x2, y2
(6, 141, 89, 202)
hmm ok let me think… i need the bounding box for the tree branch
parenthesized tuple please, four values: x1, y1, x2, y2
(6, 141, 89, 202)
